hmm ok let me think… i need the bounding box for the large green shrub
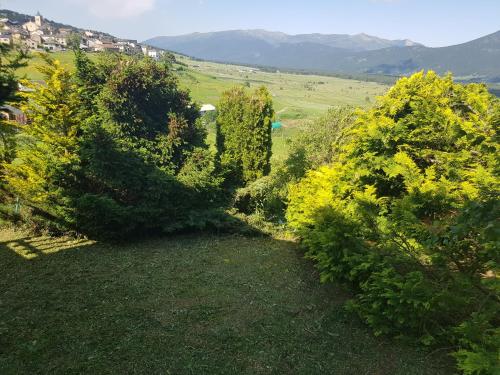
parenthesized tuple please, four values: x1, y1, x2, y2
(4, 53, 223, 238)
(287, 71, 499, 373)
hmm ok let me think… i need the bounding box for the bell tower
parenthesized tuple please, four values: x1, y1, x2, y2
(35, 11, 43, 27)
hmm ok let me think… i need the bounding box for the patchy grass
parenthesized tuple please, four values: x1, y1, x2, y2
(0, 228, 453, 374)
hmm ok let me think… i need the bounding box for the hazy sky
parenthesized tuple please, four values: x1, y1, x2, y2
(3, 0, 499, 47)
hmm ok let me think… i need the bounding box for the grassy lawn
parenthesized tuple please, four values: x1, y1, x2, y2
(0, 228, 453, 374)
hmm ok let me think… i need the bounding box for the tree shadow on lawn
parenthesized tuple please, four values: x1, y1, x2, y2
(0, 222, 455, 375)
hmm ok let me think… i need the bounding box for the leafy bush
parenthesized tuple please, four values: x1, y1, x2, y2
(285, 106, 355, 180)
(287, 72, 499, 372)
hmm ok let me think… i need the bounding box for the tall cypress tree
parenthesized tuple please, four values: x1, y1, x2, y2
(216, 86, 274, 187)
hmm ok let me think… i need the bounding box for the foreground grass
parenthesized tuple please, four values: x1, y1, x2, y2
(0, 228, 453, 374)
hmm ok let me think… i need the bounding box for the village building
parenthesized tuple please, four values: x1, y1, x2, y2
(22, 20, 39, 33)
(0, 33, 12, 45)
(0, 105, 27, 125)
(31, 29, 44, 36)
(5, 20, 20, 28)
(58, 28, 72, 35)
(11, 29, 29, 43)
(1, 18, 10, 31)
(34, 12, 43, 27)
(148, 50, 159, 59)
(30, 33, 42, 44)
(87, 38, 103, 50)
(53, 34, 68, 47)
(42, 42, 61, 51)
(96, 42, 120, 52)
(22, 38, 38, 49)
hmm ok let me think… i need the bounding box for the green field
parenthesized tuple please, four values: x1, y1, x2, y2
(16, 51, 88, 80)
(17, 51, 389, 160)
(175, 56, 388, 119)
(0, 228, 453, 374)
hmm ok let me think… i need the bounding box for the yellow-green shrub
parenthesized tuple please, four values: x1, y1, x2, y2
(287, 71, 499, 373)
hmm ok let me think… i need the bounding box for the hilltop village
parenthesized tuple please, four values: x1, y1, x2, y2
(0, 11, 162, 58)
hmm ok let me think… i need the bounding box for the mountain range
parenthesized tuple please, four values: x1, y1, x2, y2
(145, 30, 500, 82)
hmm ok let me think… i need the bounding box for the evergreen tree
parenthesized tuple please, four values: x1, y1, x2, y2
(287, 72, 499, 373)
(4, 52, 222, 237)
(216, 86, 274, 187)
(4, 55, 82, 227)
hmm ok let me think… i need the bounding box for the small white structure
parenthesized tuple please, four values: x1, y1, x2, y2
(200, 104, 216, 114)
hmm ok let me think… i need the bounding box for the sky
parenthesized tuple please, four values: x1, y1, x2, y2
(3, 0, 499, 47)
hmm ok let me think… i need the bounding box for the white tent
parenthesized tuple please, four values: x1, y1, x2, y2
(200, 104, 216, 113)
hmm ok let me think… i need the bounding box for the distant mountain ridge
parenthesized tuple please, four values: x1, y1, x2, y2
(145, 29, 421, 54)
(145, 30, 500, 82)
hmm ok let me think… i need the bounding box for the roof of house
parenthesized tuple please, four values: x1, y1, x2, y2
(0, 105, 24, 116)
(18, 83, 35, 92)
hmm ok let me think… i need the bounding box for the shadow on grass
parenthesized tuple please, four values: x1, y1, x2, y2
(0, 211, 265, 261)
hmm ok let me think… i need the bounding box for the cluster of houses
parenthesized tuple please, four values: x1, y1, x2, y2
(0, 11, 162, 58)
(0, 12, 168, 124)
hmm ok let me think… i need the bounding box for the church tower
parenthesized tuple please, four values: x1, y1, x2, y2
(35, 11, 43, 27)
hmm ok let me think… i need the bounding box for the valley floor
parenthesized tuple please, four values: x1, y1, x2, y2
(0, 228, 453, 374)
